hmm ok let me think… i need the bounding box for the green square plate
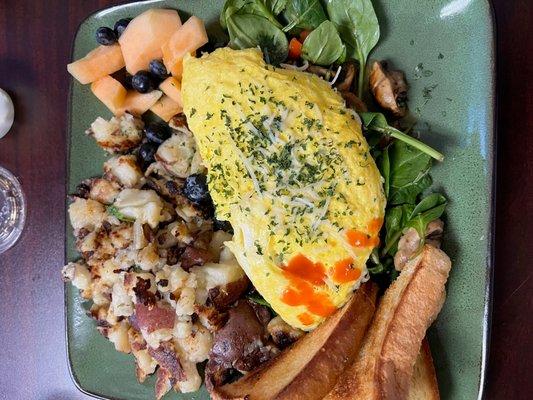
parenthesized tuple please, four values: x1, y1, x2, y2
(66, 1, 495, 399)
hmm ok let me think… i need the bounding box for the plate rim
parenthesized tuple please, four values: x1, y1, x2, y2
(63, 1, 497, 399)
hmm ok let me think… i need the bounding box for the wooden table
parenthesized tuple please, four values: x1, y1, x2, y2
(0, 1, 531, 399)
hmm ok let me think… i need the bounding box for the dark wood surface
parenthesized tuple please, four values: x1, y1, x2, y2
(0, 1, 531, 399)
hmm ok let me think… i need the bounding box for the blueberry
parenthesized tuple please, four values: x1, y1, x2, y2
(149, 59, 169, 79)
(183, 174, 211, 205)
(114, 18, 132, 37)
(95, 27, 117, 45)
(213, 219, 233, 233)
(131, 71, 155, 93)
(199, 198, 215, 219)
(198, 40, 225, 54)
(138, 142, 158, 169)
(123, 74, 133, 90)
(145, 122, 171, 144)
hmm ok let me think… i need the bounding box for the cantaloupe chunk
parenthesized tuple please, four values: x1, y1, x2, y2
(162, 16, 208, 78)
(150, 95, 183, 122)
(119, 90, 163, 116)
(91, 76, 127, 114)
(67, 44, 125, 84)
(119, 9, 182, 74)
(159, 77, 183, 106)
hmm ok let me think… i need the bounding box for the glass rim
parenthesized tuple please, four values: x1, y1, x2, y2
(0, 165, 26, 254)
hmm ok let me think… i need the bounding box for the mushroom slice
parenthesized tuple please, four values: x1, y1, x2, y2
(334, 61, 357, 92)
(369, 61, 408, 117)
(341, 91, 368, 113)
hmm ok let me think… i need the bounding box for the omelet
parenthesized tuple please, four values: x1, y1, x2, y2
(181, 48, 385, 330)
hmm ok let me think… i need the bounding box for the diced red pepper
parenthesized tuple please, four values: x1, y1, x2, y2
(299, 30, 312, 42)
(288, 38, 303, 59)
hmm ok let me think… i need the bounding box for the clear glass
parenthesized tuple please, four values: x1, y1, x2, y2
(0, 165, 26, 253)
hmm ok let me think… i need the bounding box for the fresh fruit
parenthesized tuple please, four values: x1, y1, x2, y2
(138, 142, 159, 169)
(149, 59, 168, 79)
(67, 44, 125, 84)
(90, 76, 127, 114)
(182, 173, 210, 205)
(159, 76, 183, 106)
(145, 122, 171, 144)
(131, 71, 155, 93)
(119, 9, 182, 74)
(161, 16, 208, 78)
(150, 95, 183, 122)
(211, 282, 378, 400)
(96, 27, 117, 45)
(120, 90, 163, 116)
(114, 18, 132, 37)
(123, 74, 133, 89)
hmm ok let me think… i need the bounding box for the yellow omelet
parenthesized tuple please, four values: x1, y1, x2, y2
(182, 48, 385, 330)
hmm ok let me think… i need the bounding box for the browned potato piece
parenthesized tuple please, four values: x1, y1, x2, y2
(211, 282, 378, 400)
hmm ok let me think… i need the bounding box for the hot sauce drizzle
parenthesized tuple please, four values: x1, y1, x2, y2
(281, 254, 335, 318)
(332, 258, 361, 284)
(280, 218, 383, 322)
(297, 312, 314, 326)
(283, 253, 326, 285)
(346, 218, 383, 248)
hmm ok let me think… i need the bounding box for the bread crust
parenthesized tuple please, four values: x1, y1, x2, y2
(211, 282, 378, 400)
(407, 338, 440, 400)
(324, 245, 451, 400)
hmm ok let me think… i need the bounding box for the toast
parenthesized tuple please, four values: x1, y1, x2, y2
(324, 245, 451, 400)
(408, 339, 440, 400)
(211, 282, 378, 400)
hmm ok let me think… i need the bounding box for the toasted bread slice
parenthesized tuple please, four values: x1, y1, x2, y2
(324, 245, 451, 400)
(408, 338, 440, 400)
(211, 282, 378, 400)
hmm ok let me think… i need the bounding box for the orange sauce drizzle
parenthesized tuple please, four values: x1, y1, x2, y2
(346, 218, 383, 248)
(368, 217, 383, 234)
(280, 218, 383, 321)
(332, 258, 361, 284)
(281, 253, 335, 318)
(297, 312, 314, 326)
(284, 253, 327, 285)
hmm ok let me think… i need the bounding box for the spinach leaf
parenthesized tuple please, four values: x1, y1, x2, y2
(247, 293, 277, 314)
(282, 0, 328, 33)
(325, 0, 380, 96)
(225, 10, 289, 64)
(107, 205, 134, 222)
(383, 203, 413, 254)
(382, 193, 446, 256)
(264, 0, 287, 15)
(407, 193, 447, 238)
(387, 140, 432, 205)
(301, 20, 345, 66)
(221, 0, 282, 29)
(360, 112, 444, 161)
